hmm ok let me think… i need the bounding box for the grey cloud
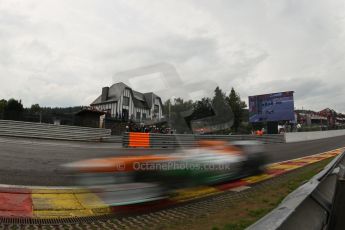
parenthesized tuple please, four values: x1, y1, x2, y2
(0, 0, 344, 113)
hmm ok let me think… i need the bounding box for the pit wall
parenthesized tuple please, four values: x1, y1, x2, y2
(285, 129, 345, 143)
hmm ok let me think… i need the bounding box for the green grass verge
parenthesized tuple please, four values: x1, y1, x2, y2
(166, 157, 334, 230)
(216, 158, 334, 230)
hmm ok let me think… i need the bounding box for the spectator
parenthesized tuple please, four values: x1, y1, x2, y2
(256, 129, 264, 136)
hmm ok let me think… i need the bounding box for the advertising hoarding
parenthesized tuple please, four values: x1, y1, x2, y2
(249, 91, 295, 123)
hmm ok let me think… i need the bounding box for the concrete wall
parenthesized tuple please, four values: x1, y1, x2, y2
(285, 129, 345, 143)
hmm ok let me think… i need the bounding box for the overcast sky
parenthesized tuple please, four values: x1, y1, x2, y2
(0, 0, 345, 112)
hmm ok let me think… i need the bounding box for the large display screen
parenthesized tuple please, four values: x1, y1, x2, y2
(249, 91, 295, 123)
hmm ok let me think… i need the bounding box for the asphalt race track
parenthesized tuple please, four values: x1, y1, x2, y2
(0, 135, 345, 186)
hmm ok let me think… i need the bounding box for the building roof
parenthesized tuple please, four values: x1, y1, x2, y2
(144, 92, 162, 109)
(91, 82, 131, 105)
(132, 90, 150, 108)
(133, 90, 146, 101)
(91, 82, 162, 109)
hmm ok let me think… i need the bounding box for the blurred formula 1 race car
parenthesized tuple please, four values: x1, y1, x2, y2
(64, 140, 266, 194)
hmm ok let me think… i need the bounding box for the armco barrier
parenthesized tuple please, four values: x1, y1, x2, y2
(247, 149, 345, 230)
(122, 132, 286, 148)
(285, 129, 345, 143)
(0, 120, 111, 141)
(100, 135, 122, 143)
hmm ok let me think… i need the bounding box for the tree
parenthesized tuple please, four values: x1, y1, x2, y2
(4, 98, 24, 121)
(30, 104, 41, 113)
(184, 97, 214, 129)
(163, 87, 238, 134)
(207, 87, 234, 133)
(187, 87, 234, 134)
(0, 99, 7, 119)
(227, 88, 247, 132)
(192, 97, 214, 120)
(163, 97, 194, 133)
(162, 99, 171, 117)
(211, 87, 234, 124)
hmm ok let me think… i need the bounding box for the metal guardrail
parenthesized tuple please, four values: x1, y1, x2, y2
(0, 120, 111, 141)
(247, 149, 345, 230)
(122, 132, 286, 148)
(100, 135, 123, 143)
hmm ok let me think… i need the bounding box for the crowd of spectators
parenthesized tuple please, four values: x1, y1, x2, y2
(126, 123, 174, 134)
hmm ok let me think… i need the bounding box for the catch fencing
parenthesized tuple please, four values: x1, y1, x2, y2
(122, 132, 286, 148)
(248, 149, 345, 230)
(0, 119, 111, 141)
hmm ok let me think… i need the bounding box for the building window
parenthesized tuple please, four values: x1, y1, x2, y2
(122, 109, 129, 120)
(136, 111, 141, 120)
(154, 105, 159, 118)
(123, 96, 129, 106)
(142, 113, 146, 120)
(154, 105, 159, 113)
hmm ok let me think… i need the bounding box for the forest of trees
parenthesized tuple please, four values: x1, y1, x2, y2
(162, 86, 248, 134)
(0, 98, 81, 125)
